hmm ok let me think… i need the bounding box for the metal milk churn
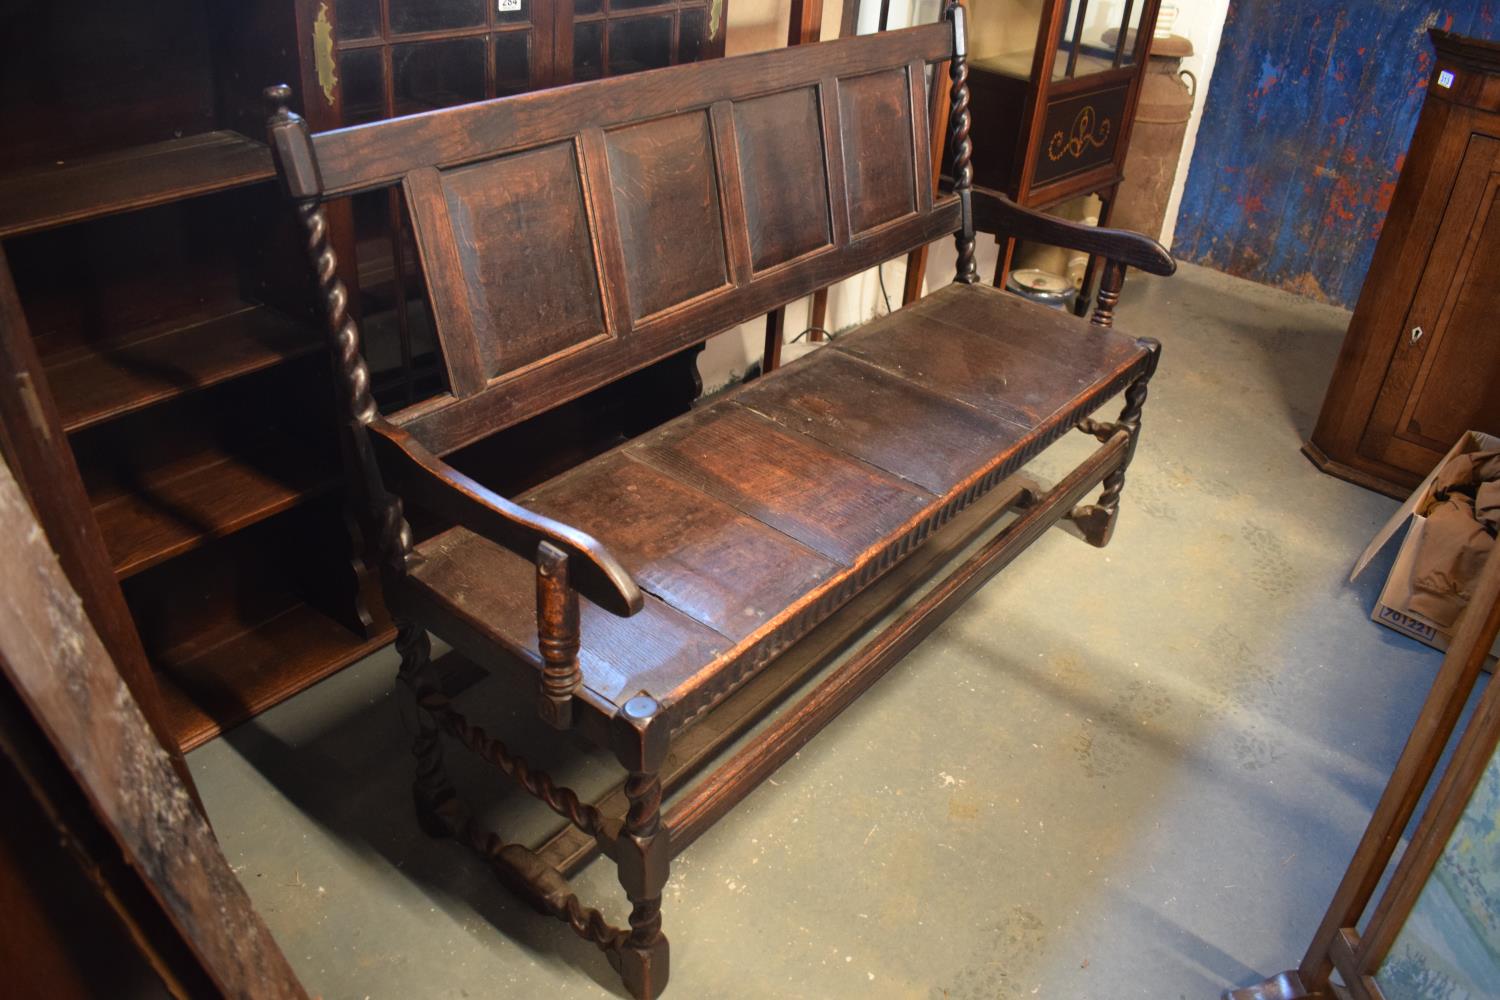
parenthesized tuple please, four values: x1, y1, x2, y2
(1112, 33, 1196, 243)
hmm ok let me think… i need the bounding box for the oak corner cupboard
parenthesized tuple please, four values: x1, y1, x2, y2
(1305, 30, 1500, 499)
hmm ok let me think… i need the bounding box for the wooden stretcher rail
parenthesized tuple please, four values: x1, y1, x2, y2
(664, 430, 1129, 854)
(536, 472, 1044, 877)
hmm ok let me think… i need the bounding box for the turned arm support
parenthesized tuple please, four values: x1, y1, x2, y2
(970, 187, 1176, 277)
(369, 420, 644, 619)
(970, 187, 1175, 328)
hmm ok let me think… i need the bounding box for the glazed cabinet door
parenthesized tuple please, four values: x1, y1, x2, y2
(319, 0, 555, 128)
(571, 0, 724, 81)
(1359, 133, 1500, 471)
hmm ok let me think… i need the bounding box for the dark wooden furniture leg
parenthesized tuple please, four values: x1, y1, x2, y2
(1070, 323, 1160, 548)
(807, 288, 829, 341)
(611, 696, 672, 998)
(399, 623, 462, 839)
(1072, 188, 1118, 317)
(760, 306, 786, 376)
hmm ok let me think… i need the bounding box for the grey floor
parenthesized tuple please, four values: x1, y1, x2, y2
(191, 258, 1453, 999)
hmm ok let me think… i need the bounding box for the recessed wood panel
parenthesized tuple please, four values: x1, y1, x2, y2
(838, 69, 917, 234)
(437, 142, 604, 379)
(733, 88, 832, 271)
(1402, 183, 1500, 448)
(605, 112, 729, 321)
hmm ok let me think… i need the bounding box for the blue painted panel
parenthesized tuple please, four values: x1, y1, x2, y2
(1175, 1, 1498, 308)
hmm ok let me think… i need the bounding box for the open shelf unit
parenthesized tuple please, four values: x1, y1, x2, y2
(160, 608, 398, 752)
(0, 131, 274, 240)
(90, 434, 337, 579)
(114, 495, 399, 751)
(0, 0, 393, 754)
(43, 304, 321, 433)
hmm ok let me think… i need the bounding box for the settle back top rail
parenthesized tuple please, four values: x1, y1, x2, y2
(267, 9, 1172, 997)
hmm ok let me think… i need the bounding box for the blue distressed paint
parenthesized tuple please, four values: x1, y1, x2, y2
(1175, 1, 1499, 308)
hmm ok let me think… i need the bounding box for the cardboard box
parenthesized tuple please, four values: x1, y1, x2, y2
(1351, 430, 1500, 660)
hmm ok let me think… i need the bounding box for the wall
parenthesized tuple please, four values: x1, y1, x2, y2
(1173, 1, 1498, 309)
(1160, 0, 1233, 249)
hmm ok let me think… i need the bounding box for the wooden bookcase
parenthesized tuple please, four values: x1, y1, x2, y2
(0, 0, 726, 753)
(0, 1, 368, 753)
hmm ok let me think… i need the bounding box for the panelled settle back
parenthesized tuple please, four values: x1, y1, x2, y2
(295, 24, 962, 456)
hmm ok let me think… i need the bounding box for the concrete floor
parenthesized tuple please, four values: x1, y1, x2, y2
(191, 257, 1457, 999)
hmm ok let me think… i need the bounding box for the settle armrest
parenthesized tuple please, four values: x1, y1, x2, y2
(971, 187, 1176, 277)
(370, 421, 644, 618)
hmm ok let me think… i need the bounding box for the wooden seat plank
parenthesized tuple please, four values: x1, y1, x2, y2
(407, 526, 729, 707)
(520, 451, 841, 643)
(736, 348, 1026, 495)
(901, 282, 1144, 373)
(835, 285, 1106, 427)
(626, 401, 936, 566)
(403, 288, 1153, 720)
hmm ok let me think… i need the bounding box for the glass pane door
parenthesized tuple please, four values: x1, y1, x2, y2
(572, 0, 722, 81)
